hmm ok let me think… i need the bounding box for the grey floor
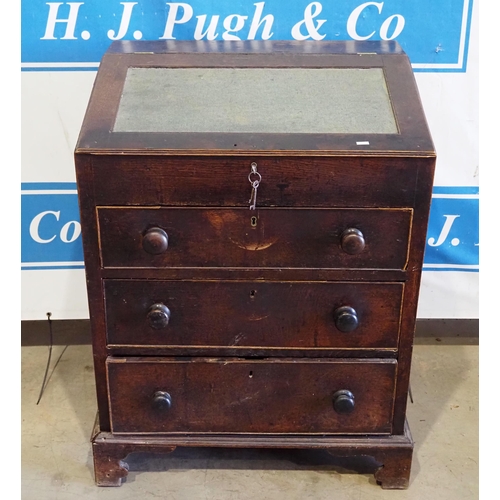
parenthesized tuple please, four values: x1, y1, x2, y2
(22, 339, 478, 499)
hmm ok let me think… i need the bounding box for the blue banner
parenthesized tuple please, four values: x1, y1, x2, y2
(21, 183, 84, 270)
(423, 186, 479, 272)
(21, 0, 473, 71)
(21, 183, 479, 271)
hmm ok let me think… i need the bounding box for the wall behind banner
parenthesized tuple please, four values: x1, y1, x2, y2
(21, 0, 478, 320)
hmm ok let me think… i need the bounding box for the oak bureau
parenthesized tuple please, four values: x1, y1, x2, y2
(74, 40, 435, 489)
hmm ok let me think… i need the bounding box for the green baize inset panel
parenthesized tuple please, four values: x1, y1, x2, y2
(113, 67, 398, 134)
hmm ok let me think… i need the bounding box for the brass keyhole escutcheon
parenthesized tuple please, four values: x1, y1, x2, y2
(251, 216, 257, 227)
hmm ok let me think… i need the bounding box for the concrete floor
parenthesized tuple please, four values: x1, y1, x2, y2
(21, 340, 478, 499)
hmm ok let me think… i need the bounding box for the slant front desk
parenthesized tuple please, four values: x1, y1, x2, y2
(75, 40, 435, 489)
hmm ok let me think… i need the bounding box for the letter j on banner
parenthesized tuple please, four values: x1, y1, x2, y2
(423, 187, 479, 272)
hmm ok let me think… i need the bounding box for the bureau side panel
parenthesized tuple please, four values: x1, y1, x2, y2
(392, 157, 436, 434)
(74, 153, 111, 431)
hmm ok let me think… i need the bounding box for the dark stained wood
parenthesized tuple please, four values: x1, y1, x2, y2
(142, 227, 169, 255)
(91, 155, 426, 208)
(91, 416, 175, 486)
(92, 441, 133, 487)
(107, 358, 397, 435)
(391, 160, 435, 434)
(104, 280, 404, 349)
(75, 155, 111, 432)
(106, 40, 406, 55)
(372, 447, 413, 489)
(91, 416, 413, 488)
(101, 266, 408, 282)
(20, 318, 479, 347)
(76, 40, 435, 489)
(98, 207, 412, 270)
(76, 41, 434, 154)
(105, 346, 398, 359)
(341, 228, 366, 255)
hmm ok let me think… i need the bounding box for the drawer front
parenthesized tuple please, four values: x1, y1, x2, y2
(107, 358, 397, 434)
(98, 208, 412, 270)
(90, 155, 423, 208)
(104, 280, 403, 349)
(91, 156, 422, 207)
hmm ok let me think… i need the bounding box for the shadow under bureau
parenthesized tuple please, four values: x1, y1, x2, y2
(75, 40, 435, 489)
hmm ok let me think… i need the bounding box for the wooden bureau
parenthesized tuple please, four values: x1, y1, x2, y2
(75, 40, 435, 489)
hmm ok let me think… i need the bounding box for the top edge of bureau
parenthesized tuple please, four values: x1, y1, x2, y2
(75, 40, 435, 155)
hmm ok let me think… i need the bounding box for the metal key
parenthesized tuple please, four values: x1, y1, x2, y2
(248, 162, 261, 210)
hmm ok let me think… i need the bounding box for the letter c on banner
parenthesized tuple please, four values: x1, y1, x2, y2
(347, 2, 383, 40)
(30, 210, 60, 244)
(347, 2, 405, 41)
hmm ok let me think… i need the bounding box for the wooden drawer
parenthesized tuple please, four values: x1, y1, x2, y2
(98, 207, 412, 270)
(104, 280, 403, 349)
(107, 358, 397, 434)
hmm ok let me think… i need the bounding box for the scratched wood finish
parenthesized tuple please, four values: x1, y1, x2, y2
(107, 358, 397, 435)
(100, 267, 407, 283)
(106, 345, 398, 359)
(98, 207, 412, 270)
(91, 155, 425, 208)
(92, 417, 414, 488)
(75, 40, 436, 489)
(104, 280, 403, 349)
(101, 267, 408, 282)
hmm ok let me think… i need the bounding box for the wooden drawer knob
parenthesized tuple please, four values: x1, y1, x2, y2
(341, 228, 365, 255)
(152, 391, 172, 410)
(142, 227, 169, 254)
(333, 306, 359, 332)
(333, 390, 355, 414)
(147, 303, 171, 329)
